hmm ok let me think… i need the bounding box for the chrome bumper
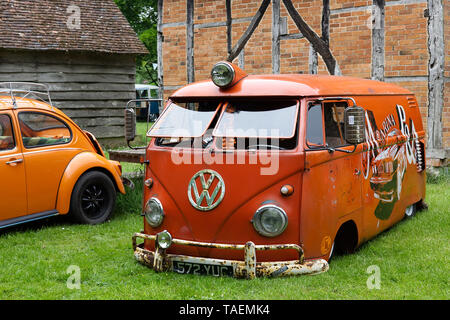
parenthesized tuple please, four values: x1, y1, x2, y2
(132, 231, 329, 279)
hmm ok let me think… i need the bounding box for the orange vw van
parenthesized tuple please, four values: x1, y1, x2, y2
(131, 62, 426, 278)
(0, 83, 126, 228)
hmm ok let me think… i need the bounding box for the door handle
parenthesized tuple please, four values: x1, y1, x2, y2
(6, 158, 23, 166)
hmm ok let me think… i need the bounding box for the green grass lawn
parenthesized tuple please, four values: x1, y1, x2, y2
(0, 175, 448, 300)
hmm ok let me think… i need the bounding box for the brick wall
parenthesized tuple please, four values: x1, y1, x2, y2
(160, 0, 448, 164)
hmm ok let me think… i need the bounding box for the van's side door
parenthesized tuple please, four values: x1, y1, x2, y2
(0, 112, 27, 220)
(300, 100, 362, 259)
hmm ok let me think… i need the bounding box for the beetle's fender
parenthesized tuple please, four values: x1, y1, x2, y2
(56, 151, 125, 214)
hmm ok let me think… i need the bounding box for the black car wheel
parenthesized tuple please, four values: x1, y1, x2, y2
(69, 171, 116, 224)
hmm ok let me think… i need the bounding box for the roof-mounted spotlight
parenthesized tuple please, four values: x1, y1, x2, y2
(211, 61, 247, 89)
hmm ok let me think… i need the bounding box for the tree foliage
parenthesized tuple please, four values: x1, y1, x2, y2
(114, 0, 158, 84)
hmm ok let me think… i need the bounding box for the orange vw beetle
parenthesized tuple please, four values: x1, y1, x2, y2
(131, 62, 426, 279)
(0, 83, 126, 228)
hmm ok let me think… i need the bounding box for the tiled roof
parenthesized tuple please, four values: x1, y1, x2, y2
(0, 0, 148, 54)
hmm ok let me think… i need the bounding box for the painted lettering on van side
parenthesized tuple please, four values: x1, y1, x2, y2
(363, 104, 418, 220)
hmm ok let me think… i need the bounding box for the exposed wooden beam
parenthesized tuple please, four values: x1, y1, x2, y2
(426, 0, 445, 152)
(238, 48, 245, 69)
(309, 0, 330, 75)
(157, 0, 164, 109)
(227, 0, 271, 62)
(308, 44, 318, 74)
(371, 0, 385, 81)
(282, 0, 341, 75)
(321, 0, 330, 46)
(280, 32, 304, 40)
(226, 0, 232, 55)
(272, 0, 281, 74)
(186, 0, 195, 84)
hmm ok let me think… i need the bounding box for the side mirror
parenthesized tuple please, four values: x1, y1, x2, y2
(124, 108, 136, 142)
(344, 106, 366, 145)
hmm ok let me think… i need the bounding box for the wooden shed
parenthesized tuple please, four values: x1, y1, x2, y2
(0, 0, 148, 146)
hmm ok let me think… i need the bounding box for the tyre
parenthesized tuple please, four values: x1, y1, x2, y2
(404, 203, 416, 219)
(69, 171, 116, 224)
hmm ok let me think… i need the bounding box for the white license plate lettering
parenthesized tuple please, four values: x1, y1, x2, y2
(173, 261, 233, 277)
(192, 264, 200, 275)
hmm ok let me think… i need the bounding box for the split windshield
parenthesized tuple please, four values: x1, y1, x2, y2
(147, 101, 220, 138)
(148, 99, 299, 150)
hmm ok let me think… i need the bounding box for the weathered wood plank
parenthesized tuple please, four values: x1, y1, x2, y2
(282, 0, 341, 75)
(53, 100, 131, 110)
(186, 0, 195, 84)
(426, 0, 445, 151)
(272, 0, 281, 74)
(46, 83, 134, 92)
(62, 108, 125, 118)
(0, 63, 135, 75)
(0, 49, 136, 66)
(82, 125, 125, 138)
(50, 91, 134, 101)
(227, 0, 271, 62)
(108, 148, 146, 164)
(0, 72, 135, 83)
(74, 117, 124, 128)
(371, 0, 385, 81)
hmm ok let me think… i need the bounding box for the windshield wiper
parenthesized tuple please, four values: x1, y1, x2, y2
(306, 143, 356, 154)
(246, 144, 286, 150)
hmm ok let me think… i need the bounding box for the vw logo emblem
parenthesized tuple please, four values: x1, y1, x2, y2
(188, 169, 225, 211)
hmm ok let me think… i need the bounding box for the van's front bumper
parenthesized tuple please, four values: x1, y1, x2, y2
(132, 231, 329, 279)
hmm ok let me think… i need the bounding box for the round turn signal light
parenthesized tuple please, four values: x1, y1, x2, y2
(280, 185, 294, 196)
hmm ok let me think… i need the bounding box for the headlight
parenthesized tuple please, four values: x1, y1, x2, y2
(252, 205, 288, 237)
(211, 62, 235, 87)
(144, 198, 164, 228)
(156, 230, 172, 249)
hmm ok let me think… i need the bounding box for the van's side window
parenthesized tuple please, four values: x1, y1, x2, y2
(306, 104, 324, 146)
(323, 102, 350, 148)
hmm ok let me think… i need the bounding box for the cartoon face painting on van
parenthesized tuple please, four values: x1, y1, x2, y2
(130, 62, 427, 279)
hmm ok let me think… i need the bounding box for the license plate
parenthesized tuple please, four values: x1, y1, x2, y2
(172, 260, 234, 277)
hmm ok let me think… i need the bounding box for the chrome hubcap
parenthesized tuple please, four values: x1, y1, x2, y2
(405, 205, 414, 217)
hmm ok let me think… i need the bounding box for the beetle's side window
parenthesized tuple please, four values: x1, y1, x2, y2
(0, 114, 15, 151)
(323, 102, 350, 148)
(306, 104, 324, 146)
(18, 112, 72, 148)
